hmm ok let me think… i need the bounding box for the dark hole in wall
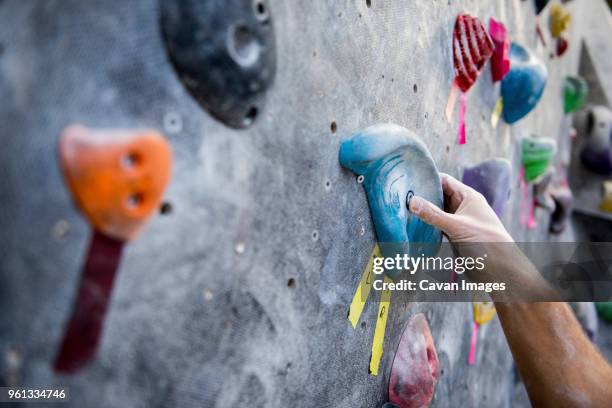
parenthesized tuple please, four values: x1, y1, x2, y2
(160, 202, 173, 215)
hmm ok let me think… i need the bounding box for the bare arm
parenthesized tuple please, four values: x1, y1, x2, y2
(410, 173, 612, 407)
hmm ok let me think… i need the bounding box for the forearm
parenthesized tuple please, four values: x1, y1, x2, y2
(496, 301, 612, 407)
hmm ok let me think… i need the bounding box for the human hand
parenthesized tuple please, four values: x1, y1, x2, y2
(409, 173, 513, 243)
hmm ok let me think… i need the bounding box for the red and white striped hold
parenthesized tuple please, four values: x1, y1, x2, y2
(453, 14, 495, 92)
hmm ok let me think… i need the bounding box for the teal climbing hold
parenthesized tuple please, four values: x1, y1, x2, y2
(339, 124, 443, 278)
(501, 43, 548, 124)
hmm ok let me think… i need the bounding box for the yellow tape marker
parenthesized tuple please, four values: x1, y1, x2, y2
(369, 275, 392, 376)
(348, 244, 381, 328)
(490, 97, 503, 128)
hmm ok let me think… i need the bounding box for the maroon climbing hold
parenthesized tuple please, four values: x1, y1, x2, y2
(388, 314, 440, 408)
(452, 14, 495, 92)
(556, 36, 569, 57)
(489, 18, 510, 82)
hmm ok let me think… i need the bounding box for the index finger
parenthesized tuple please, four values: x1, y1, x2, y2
(440, 173, 472, 198)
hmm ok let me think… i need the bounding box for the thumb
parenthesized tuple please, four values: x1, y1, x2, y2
(409, 195, 457, 234)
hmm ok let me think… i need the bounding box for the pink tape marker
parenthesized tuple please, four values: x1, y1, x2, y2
(468, 321, 479, 365)
(457, 92, 467, 145)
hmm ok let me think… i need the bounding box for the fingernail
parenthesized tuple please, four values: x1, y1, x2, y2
(410, 196, 424, 214)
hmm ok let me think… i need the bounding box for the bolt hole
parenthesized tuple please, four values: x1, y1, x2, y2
(361, 321, 367, 329)
(127, 193, 144, 208)
(330, 121, 337, 134)
(413, 84, 418, 93)
(287, 278, 296, 288)
(164, 112, 183, 134)
(325, 180, 332, 190)
(406, 190, 414, 210)
(311, 230, 319, 241)
(253, 0, 269, 23)
(366, 0, 372, 8)
(357, 175, 365, 184)
(160, 201, 173, 215)
(244, 106, 258, 126)
(122, 152, 141, 169)
(228, 24, 261, 67)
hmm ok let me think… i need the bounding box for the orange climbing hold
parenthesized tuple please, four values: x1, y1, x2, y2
(59, 125, 172, 241)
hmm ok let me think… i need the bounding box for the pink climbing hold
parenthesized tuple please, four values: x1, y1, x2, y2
(489, 18, 511, 82)
(389, 313, 440, 408)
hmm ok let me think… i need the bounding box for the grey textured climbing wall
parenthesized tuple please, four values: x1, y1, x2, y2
(0, 1, 609, 407)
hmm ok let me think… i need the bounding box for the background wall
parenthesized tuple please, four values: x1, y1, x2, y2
(0, 1, 610, 407)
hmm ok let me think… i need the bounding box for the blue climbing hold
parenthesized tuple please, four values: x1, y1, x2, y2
(501, 43, 548, 124)
(462, 159, 512, 218)
(339, 124, 443, 278)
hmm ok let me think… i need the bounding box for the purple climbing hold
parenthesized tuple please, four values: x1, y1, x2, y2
(462, 158, 512, 218)
(549, 180, 573, 234)
(579, 106, 612, 175)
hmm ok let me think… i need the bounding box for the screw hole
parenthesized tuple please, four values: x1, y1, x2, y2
(357, 175, 365, 184)
(127, 193, 144, 208)
(406, 190, 414, 210)
(122, 152, 140, 169)
(361, 321, 367, 329)
(287, 278, 296, 288)
(160, 201, 173, 215)
(325, 180, 332, 190)
(330, 121, 337, 134)
(244, 106, 258, 126)
(311, 230, 319, 241)
(164, 112, 183, 134)
(413, 84, 418, 93)
(228, 24, 261, 67)
(366, 0, 372, 8)
(253, 0, 269, 23)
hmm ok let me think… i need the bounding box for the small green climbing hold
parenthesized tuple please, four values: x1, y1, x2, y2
(596, 302, 612, 322)
(521, 137, 557, 182)
(563, 76, 588, 113)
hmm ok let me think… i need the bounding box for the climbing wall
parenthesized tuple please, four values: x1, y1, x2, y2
(0, 0, 605, 407)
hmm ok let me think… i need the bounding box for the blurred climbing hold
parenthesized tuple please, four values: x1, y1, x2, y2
(488, 18, 511, 83)
(548, 176, 573, 234)
(388, 313, 439, 408)
(473, 301, 496, 325)
(533, 170, 556, 211)
(600, 181, 612, 213)
(58, 125, 172, 241)
(556, 36, 569, 57)
(521, 137, 556, 183)
(54, 125, 172, 373)
(502, 43, 548, 124)
(451, 14, 494, 93)
(534, 0, 550, 15)
(596, 302, 612, 322)
(339, 124, 443, 278)
(563, 76, 588, 113)
(520, 137, 556, 229)
(462, 158, 512, 218)
(533, 169, 574, 234)
(549, 2, 571, 38)
(160, 0, 276, 128)
(447, 14, 494, 144)
(578, 106, 612, 175)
